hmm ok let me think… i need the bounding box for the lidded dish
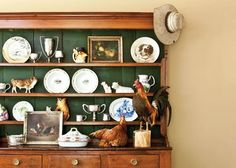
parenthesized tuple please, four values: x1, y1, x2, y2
(7, 134, 25, 146)
(58, 127, 90, 147)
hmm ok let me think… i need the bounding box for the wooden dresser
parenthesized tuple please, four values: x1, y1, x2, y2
(0, 12, 171, 168)
(0, 143, 171, 168)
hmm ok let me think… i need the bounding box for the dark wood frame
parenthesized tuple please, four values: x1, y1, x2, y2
(88, 36, 123, 63)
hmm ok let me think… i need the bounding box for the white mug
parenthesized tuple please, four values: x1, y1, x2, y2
(0, 83, 11, 93)
(76, 115, 87, 122)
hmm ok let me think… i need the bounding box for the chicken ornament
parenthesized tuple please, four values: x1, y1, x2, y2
(89, 116, 128, 147)
(132, 79, 172, 127)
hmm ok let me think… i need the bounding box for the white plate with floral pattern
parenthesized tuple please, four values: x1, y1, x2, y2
(12, 101, 34, 121)
(72, 68, 98, 93)
(44, 68, 70, 93)
(2, 36, 31, 63)
(109, 97, 138, 122)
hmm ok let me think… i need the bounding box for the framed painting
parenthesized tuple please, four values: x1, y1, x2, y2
(24, 111, 63, 144)
(88, 36, 123, 63)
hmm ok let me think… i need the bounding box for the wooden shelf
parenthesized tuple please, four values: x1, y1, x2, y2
(0, 93, 153, 97)
(0, 121, 161, 126)
(0, 62, 161, 67)
(0, 121, 23, 125)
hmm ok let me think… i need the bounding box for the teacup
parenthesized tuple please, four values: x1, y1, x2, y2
(0, 83, 11, 93)
(76, 115, 87, 122)
(102, 113, 110, 121)
(30, 52, 42, 63)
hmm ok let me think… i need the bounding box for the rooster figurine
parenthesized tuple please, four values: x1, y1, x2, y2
(133, 79, 158, 126)
(133, 79, 172, 127)
(89, 116, 128, 147)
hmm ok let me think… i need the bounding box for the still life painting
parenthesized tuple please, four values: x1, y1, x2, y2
(88, 36, 123, 63)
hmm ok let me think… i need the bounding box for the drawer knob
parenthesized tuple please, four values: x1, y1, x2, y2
(12, 159, 20, 166)
(130, 159, 138, 166)
(71, 159, 79, 166)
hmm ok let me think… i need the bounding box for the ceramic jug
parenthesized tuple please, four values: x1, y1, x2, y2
(0, 83, 11, 93)
(138, 74, 155, 92)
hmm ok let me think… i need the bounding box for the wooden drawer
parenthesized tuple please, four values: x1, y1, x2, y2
(0, 155, 42, 168)
(46, 155, 100, 168)
(107, 155, 160, 168)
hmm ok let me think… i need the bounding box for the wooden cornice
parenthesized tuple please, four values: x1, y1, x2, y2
(0, 12, 154, 29)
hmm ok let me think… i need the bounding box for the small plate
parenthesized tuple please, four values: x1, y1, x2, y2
(72, 68, 98, 93)
(109, 97, 138, 122)
(12, 101, 34, 121)
(2, 36, 31, 63)
(130, 37, 160, 63)
(44, 68, 70, 93)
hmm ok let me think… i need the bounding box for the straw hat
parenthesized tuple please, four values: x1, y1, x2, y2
(154, 4, 184, 45)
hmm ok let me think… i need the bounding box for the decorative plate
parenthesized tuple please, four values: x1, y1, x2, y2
(12, 101, 34, 121)
(2, 36, 31, 63)
(72, 68, 98, 93)
(130, 37, 160, 63)
(44, 68, 70, 93)
(109, 97, 138, 122)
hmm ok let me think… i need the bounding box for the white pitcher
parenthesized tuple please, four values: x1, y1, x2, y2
(138, 74, 155, 92)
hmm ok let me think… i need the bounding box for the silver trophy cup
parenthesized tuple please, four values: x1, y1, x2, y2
(40, 36, 59, 62)
(82, 104, 106, 121)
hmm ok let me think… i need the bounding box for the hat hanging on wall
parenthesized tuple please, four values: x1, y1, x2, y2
(154, 4, 184, 45)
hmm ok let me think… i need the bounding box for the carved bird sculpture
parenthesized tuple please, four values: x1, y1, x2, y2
(89, 116, 128, 147)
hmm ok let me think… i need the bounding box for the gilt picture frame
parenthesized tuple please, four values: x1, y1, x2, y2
(24, 111, 63, 144)
(88, 36, 123, 63)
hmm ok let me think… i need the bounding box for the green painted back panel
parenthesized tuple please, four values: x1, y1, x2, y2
(0, 29, 163, 139)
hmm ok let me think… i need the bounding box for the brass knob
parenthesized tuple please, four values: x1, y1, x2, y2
(71, 159, 79, 166)
(130, 159, 138, 166)
(12, 159, 20, 166)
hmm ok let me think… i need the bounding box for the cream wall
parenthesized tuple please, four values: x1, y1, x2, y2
(1, 1, 236, 168)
